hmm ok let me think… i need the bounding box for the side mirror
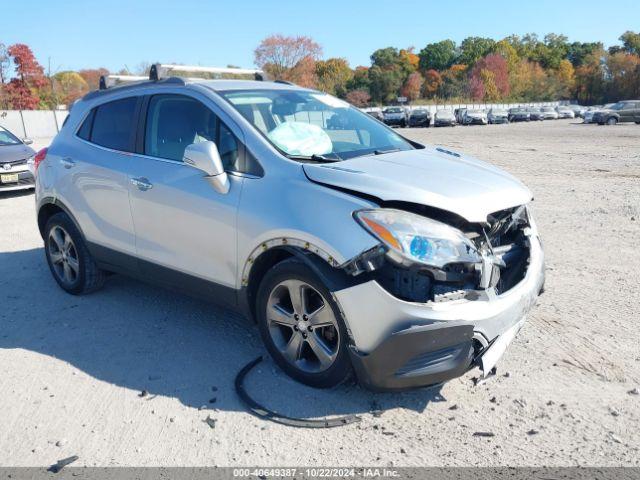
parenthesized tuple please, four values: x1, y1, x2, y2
(23, 138, 33, 145)
(183, 141, 229, 194)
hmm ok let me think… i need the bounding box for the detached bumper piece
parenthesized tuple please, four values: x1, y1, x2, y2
(349, 323, 475, 391)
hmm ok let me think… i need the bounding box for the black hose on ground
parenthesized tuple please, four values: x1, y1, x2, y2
(234, 356, 361, 428)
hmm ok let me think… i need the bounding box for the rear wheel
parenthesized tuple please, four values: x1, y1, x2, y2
(256, 258, 352, 388)
(44, 212, 105, 295)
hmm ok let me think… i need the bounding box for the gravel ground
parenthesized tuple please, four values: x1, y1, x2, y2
(0, 119, 639, 467)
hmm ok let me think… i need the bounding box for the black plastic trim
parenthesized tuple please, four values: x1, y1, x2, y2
(349, 322, 475, 391)
(87, 242, 238, 309)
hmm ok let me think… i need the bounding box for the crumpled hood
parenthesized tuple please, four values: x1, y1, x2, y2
(303, 147, 532, 223)
(0, 144, 35, 163)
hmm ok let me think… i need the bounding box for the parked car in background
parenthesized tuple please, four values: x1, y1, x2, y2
(35, 65, 544, 391)
(583, 104, 610, 124)
(593, 100, 640, 125)
(541, 107, 559, 120)
(508, 108, 530, 122)
(382, 107, 408, 127)
(408, 108, 432, 127)
(454, 107, 467, 124)
(568, 105, 587, 118)
(0, 126, 36, 192)
(434, 110, 456, 127)
(556, 107, 575, 119)
(527, 108, 545, 121)
(488, 109, 509, 124)
(462, 109, 488, 125)
(366, 110, 384, 122)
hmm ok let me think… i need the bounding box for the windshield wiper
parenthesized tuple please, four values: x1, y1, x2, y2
(286, 154, 341, 163)
(373, 148, 401, 156)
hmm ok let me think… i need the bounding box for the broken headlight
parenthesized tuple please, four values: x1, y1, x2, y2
(354, 209, 481, 269)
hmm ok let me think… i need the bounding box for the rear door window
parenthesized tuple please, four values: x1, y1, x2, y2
(89, 97, 138, 152)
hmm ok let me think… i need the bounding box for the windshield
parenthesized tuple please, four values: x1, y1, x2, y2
(468, 110, 483, 114)
(0, 127, 21, 146)
(610, 103, 626, 110)
(221, 89, 414, 160)
(436, 110, 453, 117)
(491, 110, 507, 115)
(384, 107, 404, 114)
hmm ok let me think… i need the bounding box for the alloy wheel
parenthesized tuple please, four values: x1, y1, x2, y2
(48, 226, 80, 286)
(266, 280, 340, 373)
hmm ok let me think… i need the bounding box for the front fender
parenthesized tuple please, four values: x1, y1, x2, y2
(236, 167, 380, 289)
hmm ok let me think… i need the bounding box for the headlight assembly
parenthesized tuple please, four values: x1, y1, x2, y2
(354, 209, 481, 269)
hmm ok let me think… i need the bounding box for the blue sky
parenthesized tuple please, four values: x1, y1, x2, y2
(3, 0, 638, 74)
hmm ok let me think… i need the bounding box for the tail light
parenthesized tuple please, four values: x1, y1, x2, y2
(33, 148, 48, 171)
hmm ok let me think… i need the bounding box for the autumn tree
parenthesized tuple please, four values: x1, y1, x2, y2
(78, 68, 110, 90)
(469, 54, 509, 101)
(606, 51, 640, 101)
(5, 44, 47, 109)
(315, 58, 352, 97)
(345, 89, 371, 107)
(422, 69, 442, 98)
(574, 50, 606, 104)
(254, 34, 322, 86)
(53, 71, 89, 106)
(401, 72, 423, 101)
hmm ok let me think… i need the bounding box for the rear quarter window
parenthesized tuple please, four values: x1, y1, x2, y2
(86, 97, 138, 152)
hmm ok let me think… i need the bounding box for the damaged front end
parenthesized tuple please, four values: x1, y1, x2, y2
(345, 203, 534, 304)
(336, 203, 544, 391)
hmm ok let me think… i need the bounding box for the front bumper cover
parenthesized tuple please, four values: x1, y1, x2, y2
(336, 235, 544, 391)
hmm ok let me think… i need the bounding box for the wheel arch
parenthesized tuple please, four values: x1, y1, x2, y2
(37, 197, 85, 242)
(240, 242, 359, 323)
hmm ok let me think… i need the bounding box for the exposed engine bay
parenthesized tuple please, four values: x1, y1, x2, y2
(345, 202, 533, 303)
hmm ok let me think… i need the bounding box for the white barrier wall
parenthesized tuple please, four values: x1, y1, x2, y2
(0, 110, 68, 139)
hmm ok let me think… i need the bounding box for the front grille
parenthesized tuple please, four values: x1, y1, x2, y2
(2, 158, 28, 168)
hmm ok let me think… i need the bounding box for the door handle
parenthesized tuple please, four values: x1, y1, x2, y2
(60, 157, 76, 169)
(131, 177, 153, 191)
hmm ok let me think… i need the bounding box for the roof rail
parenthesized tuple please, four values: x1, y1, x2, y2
(99, 74, 148, 90)
(150, 63, 268, 81)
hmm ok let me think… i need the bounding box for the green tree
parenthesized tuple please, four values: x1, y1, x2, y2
(619, 31, 640, 56)
(458, 37, 496, 66)
(368, 65, 403, 104)
(567, 41, 603, 67)
(418, 40, 458, 71)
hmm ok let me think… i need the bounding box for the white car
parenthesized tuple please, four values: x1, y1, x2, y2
(556, 107, 575, 119)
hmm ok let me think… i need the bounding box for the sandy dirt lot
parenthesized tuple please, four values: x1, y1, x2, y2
(0, 120, 639, 467)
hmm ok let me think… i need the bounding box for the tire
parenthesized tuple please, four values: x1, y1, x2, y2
(635, 121, 640, 124)
(44, 212, 106, 295)
(607, 117, 617, 125)
(256, 258, 352, 389)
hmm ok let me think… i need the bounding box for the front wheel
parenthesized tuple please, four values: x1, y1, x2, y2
(607, 117, 618, 125)
(256, 258, 352, 389)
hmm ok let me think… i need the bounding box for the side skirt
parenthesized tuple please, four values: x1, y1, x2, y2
(87, 242, 239, 310)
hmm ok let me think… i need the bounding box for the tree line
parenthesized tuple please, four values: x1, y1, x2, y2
(254, 32, 640, 107)
(1, 32, 639, 110)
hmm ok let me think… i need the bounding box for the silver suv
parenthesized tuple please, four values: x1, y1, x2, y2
(35, 65, 544, 391)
